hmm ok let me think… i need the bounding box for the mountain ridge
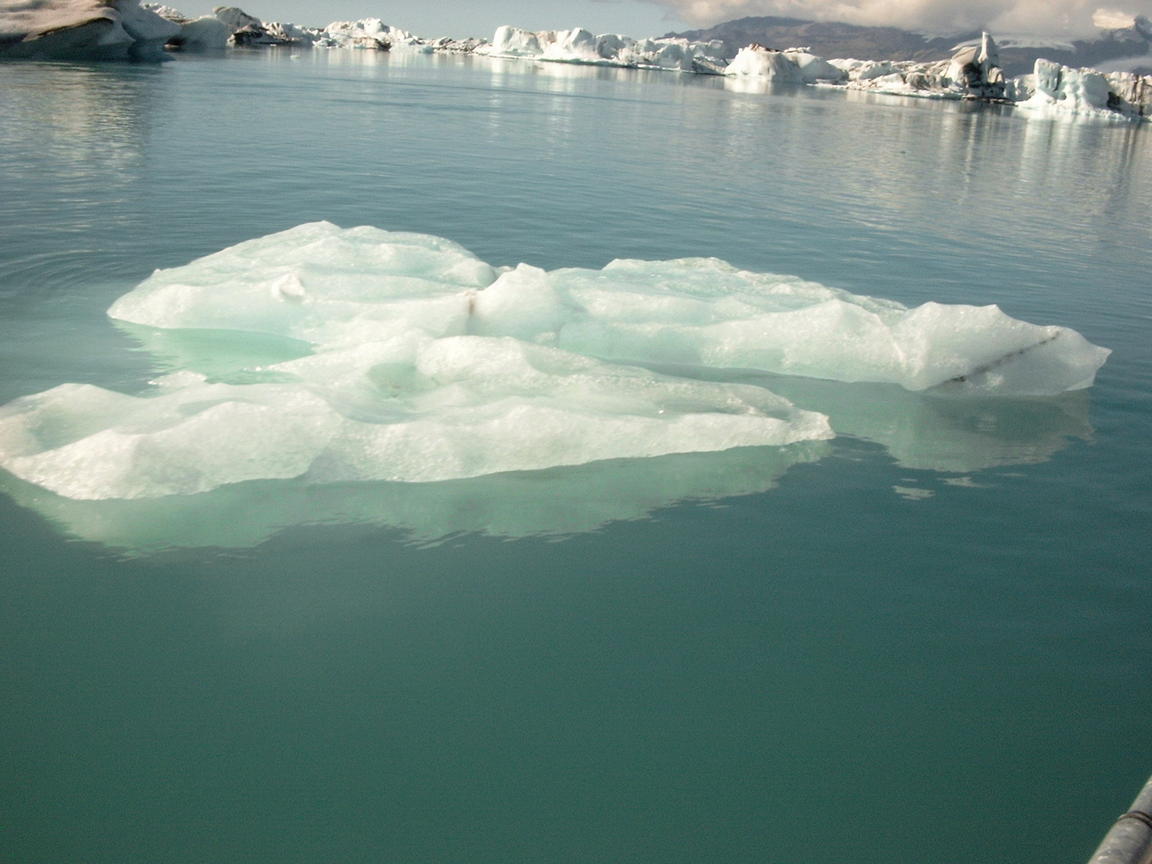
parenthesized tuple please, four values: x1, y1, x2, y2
(664, 15, 1152, 76)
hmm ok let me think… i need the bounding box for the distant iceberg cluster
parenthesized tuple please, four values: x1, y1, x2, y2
(0, 223, 1110, 501)
(809, 32, 1007, 100)
(726, 33, 1150, 120)
(2, 2, 1148, 120)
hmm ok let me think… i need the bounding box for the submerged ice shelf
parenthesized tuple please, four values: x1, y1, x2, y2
(0, 222, 1110, 502)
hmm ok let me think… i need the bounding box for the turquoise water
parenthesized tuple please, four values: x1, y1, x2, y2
(1, 50, 1150, 862)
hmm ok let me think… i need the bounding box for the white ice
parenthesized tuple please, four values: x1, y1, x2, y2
(0, 337, 828, 500)
(0, 0, 178, 60)
(0, 222, 1110, 501)
(724, 46, 844, 83)
(1015, 59, 1150, 119)
(109, 223, 1111, 396)
(320, 18, 424, 51)
(476, 25, 728, 73)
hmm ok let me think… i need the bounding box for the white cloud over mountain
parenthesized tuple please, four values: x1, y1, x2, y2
(648, 0, 1152, 36)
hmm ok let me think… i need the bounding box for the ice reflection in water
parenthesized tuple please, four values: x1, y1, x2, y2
(0, 376, 1093, 553)
(0, 442, 825, 552)
(0, 63, 167, 290)
(731, 371, 1094, 472)
(0, 319, 1095, 552)
(0, 62, 160, 183)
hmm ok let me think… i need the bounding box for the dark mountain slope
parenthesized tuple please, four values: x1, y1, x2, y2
(666, 15, 1152, 76)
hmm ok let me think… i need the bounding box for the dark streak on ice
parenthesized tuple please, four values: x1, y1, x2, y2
(944, 332, 1063, 385)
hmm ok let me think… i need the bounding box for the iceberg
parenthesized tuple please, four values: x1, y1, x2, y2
(168, 15, 229, 50)
(210, 6, 300, 47)
(731, 33, 1005, 99)
(784, 50, 846, 83)
(107, 225, 501, 346)
(540, 27, 621, 64)
(0, 223, 1109, 502)
(146, 4, 330, 50)
(0, 374, 1095, 550)
(108, 223, 1109, 397)
(8, 2, 1144, 125)
(1024, 59, 1114, 115)
(1014, 58, 1151, 118)
(459, 22, 1146, 120)
(724, 45, 804, 82)
(480, 24, 551, 57)
(0, 0, 179, 60)
(724, 45, 844, 83)
(945, 32, 1006, 99)
(534, 264, 1108, 395)
(319, 18, 424, 51)
(475, 24, 729, 73)
(0, 338, 829, 500)
(138, 4, 325, 50)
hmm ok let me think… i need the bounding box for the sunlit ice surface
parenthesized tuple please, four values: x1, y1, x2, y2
(0, 222, 1108, 503)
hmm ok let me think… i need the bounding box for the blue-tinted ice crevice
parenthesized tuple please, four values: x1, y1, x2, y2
(0, 222, 1110, 501)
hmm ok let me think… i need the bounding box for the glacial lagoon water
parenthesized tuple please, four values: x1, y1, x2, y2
(1, 49, 1150, 863)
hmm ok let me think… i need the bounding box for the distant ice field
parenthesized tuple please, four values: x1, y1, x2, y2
(0, 51, 1149, 864)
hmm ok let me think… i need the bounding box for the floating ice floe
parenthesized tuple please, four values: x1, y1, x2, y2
(107, 222, 1110, 395)
(0, 222, 1110, 502)
(0, 380, 1094, 549)
(0, 339, 826, 499)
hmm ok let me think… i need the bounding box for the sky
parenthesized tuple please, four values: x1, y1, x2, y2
(172, 0, 1152, 39)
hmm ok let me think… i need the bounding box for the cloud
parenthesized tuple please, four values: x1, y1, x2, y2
(646, 0, 1152, 36)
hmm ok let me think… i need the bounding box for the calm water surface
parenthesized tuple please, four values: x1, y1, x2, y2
(1, 50, 1150, 863)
